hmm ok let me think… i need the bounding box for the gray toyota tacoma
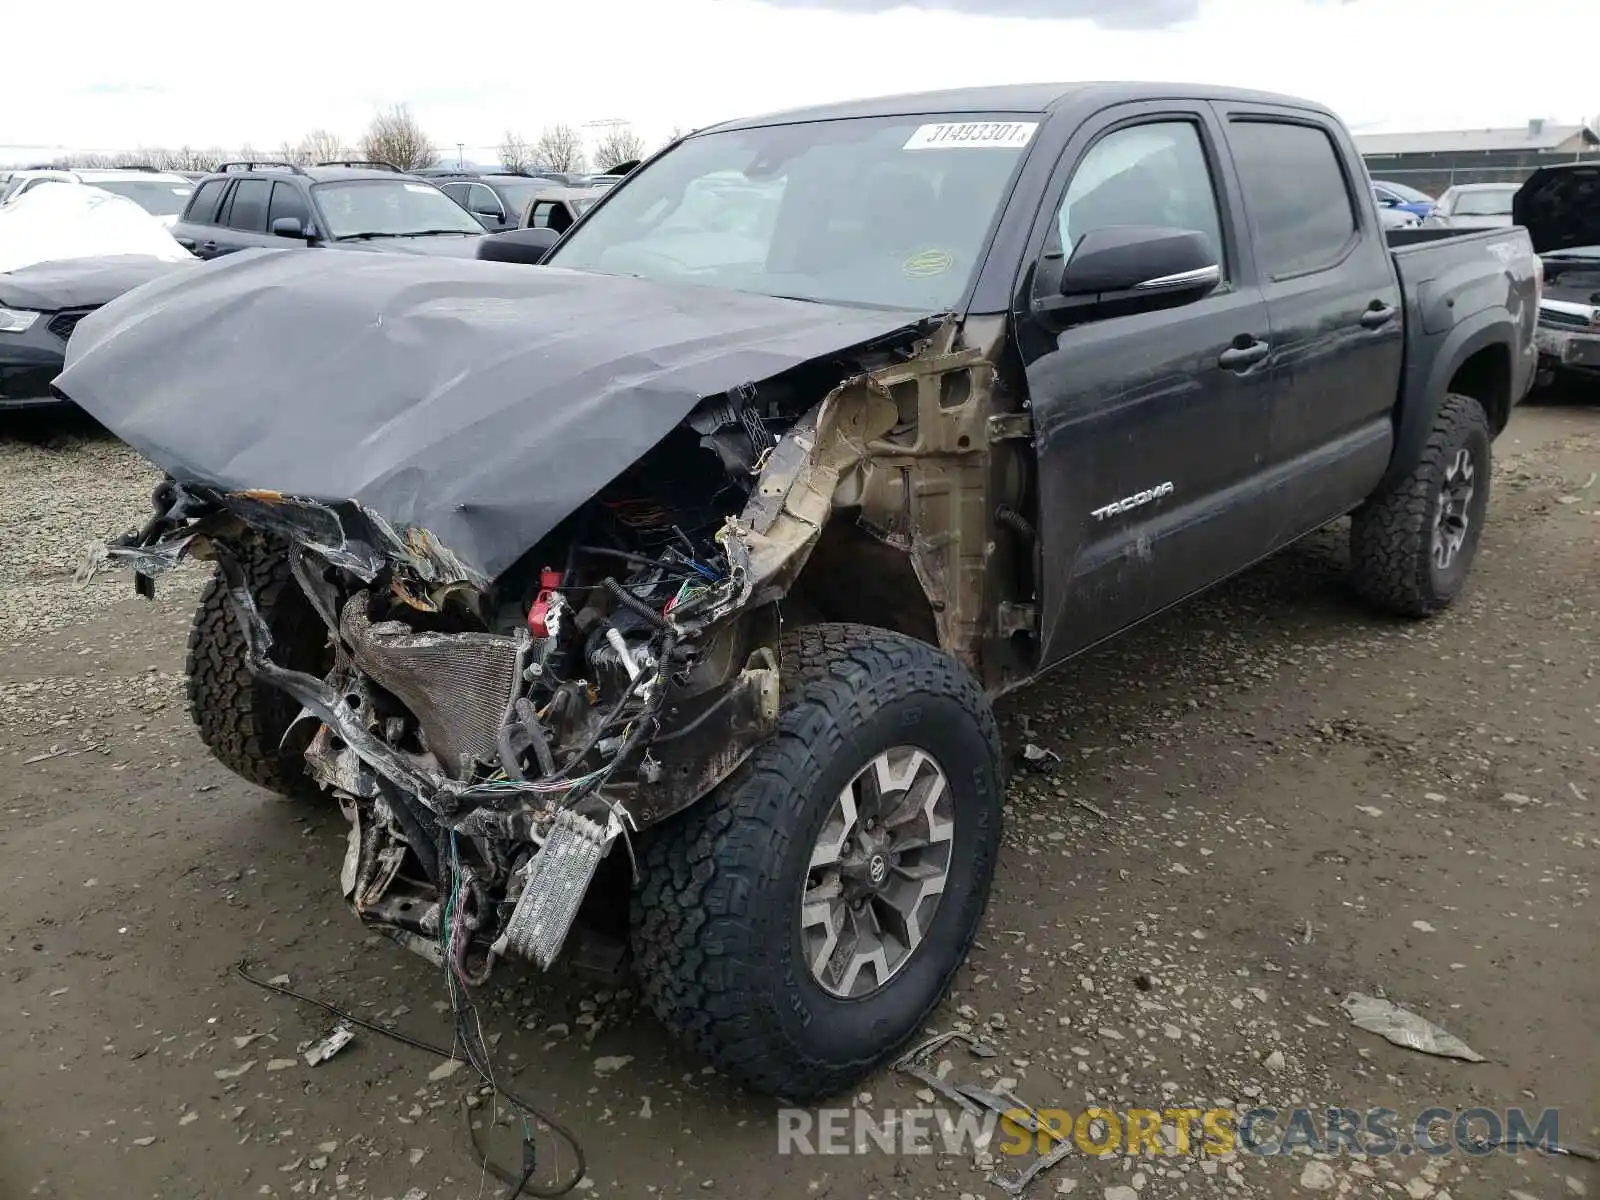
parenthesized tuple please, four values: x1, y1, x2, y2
(61, 82, 1538, 1102)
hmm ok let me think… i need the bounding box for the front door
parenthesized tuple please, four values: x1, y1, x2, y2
(1018, 104, 1278, 664)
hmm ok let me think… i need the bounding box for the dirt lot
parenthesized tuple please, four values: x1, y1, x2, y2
(0, 401, 1595, 1200)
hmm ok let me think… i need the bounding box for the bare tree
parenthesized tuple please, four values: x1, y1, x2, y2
(594, 124, 648, 172)
(534, 123, 587, 174)
(359, 104, 438, 172)
(175, 145, 230, 171)
(281, 129, 349, 165)
(498, 131, 536, 173)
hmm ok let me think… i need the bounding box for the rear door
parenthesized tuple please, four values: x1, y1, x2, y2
(172, 178, 232, 256)
(1215, 106, 1402, 545)
(1020, 102, 1278, 664)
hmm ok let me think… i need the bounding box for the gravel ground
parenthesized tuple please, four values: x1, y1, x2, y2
(0, 403, 1595, 1200)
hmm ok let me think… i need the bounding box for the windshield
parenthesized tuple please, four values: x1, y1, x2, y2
(547, 113, 1037, 310)
(1453, 187, 1516, 216)
(95, 179, 194, 217)
(313, 179, 484, 238)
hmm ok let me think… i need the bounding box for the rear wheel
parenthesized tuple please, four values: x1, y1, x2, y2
(1351, 392, 1492, 618)
(629, 623, 1003, 1102)
(185, 540, 330, 799)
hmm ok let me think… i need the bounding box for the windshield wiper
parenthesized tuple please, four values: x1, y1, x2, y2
(339, 229, 476, 241)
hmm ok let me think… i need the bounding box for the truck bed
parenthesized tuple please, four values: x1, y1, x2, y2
(1377, 221, 1540, 491)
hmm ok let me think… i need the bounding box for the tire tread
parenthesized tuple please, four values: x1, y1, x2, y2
(1351, 392, 1490, 618)
(183, 545, 324, 799)
(630, 623, 1001, 1101)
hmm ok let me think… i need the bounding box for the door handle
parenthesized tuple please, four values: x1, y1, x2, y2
(1218, 339, 1270, 370)
(1360, 302, 1398, 329)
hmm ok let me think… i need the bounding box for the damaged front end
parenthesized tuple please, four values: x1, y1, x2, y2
(82, 317, 988, 984)
(86, 471, 781, 983)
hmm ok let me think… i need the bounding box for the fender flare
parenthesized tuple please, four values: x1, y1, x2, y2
(1379, 310, 1512, 495)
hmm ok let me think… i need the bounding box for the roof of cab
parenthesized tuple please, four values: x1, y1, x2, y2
(699, 81, 1330, 134)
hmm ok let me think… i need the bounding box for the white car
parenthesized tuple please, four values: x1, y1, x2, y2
(0, 167, 195, 228)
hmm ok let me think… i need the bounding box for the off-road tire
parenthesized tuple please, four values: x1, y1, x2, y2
(629, 623, 1003, 1102)
(185, 541, 330, 799)
(1351, 392, 1492, 618)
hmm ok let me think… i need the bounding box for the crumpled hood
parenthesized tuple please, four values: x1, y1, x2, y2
(1514, 163, 1600, 255)
(55, 249, 924, 583)
(0, 254, 195, 311)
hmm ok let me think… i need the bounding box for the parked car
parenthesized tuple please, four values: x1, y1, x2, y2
(0, 185, 194, 411)
(521, 186, 606, 233)
(170, 161, 484, 259)
(1424, 182, 1519, 229)
(423, 170, 571, 233)
(1, 256, 191, 411)
(63, 81, 1538, 1103)
(1372, 179, 1434, 220)
(0, 167, 196, 227)
(1513, 160, 1600, 386)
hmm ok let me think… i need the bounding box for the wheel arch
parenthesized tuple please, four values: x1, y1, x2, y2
(1383, 315, 1512, 495)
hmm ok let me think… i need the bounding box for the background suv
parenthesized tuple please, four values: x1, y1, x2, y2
(170, 161, 484, 258)
(421, 169, 572, 232)
(0, 167, 196, 226)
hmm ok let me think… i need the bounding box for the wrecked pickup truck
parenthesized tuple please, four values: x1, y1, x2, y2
(60, 82, 1538, 1103)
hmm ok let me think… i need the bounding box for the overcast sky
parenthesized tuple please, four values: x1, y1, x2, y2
(7, 0, 1599, 161)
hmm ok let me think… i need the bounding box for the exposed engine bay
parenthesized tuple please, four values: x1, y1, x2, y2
(90, 410, 794, 984)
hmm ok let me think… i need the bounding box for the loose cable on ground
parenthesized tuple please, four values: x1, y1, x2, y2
(234, 959, 587, 1197)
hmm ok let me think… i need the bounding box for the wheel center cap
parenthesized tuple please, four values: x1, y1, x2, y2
(867, 854, 889, 886)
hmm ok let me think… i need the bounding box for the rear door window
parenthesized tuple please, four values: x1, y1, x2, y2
(185, 179, 229, 225)
(224, 179, 271, 232)
(530, 200, 572, 231)
(1227, 119, 1357, 278)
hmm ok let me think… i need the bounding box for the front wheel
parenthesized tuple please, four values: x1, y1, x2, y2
(629, 623, 1003, 1102)
(185, 539, 331, 799)
(1351, 392, 1492, 618)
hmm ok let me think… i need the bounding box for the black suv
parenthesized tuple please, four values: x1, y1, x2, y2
(171, 161, 484, 259)
(419, 169, 570, 232)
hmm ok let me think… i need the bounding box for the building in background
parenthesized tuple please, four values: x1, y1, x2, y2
(1356, 119, 1600, 196)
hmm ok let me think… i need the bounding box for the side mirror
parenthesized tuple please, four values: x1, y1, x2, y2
(1053, 226, 1220, 308)
(270, 216, 305, 239)
(470, 200, 501, 218)
(476, 226, 562, 266)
